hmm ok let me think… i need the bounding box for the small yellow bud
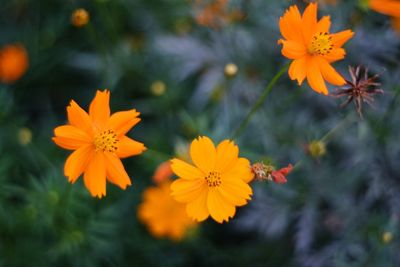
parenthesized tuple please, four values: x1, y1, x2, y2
(18, 127, 32, 145)
(382, 232, 393, 244)
(151, 80, 166, 96)
(308, 140, 326, 158)
(71, 8, 90, 27)
(224, 63, 238, 77)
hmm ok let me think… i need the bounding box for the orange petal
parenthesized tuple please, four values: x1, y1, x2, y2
(67, 100, 93, 136)
(322, 47, 346, 63)
(89, 90, 110, 130)
(302, 3, 318, 42)
(215, 140, 238, 173)
(392, 17, 400, 33)
(315, 16, 331, 33)
(186, 188, 209, 222)
(369, 0, 400, 17)
(288, 57, 307, 85)
(218, 178, 252, 206)
(53, 125, 92, 150)
(103, 152, 132, 190)
(64, 144, 93, 183)
(316, 57, 346, 86)
(306, 57, 328, 95)
(207, 189, 235, 223)
(189, 136, 216, 173)
(108, 109, 141, 136)
(115, 135, 146, 158)
(331, 30, 354, 48)
(279, 5, 304, 43)
(83, 152, 106, 198)
(221, 157, 254, 183)
(170, 178, 206, 202)
(170, 158, 204, 180)
(280, 40, 307, 59)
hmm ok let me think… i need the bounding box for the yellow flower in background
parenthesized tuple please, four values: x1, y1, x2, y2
(278, 3, 354, 95)
(0, 44, 29, 84)
(52, 90, 146, 198)
(369, 0, 400, 32)
(170, 136, 254, 223)
(138, 179, 197, 241)
(71, 8, 90, 27)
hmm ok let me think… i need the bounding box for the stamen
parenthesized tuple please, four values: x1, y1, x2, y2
(308, 32, 333, 56)
(205, 171, 222, 187)
(94, 129, 119, 153)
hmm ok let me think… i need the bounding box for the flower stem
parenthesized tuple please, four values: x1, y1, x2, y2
(232, 62, 289, 139)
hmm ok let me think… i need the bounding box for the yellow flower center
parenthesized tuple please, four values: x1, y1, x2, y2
(308, 32, 333, 56)
(205, 171, 222, 187)
(94, 129, 119, 152)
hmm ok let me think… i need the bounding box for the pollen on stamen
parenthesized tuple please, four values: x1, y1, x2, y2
(205, 171, 222, 187)
(308, 32, 333, 56)
(94, 129, 119, 153)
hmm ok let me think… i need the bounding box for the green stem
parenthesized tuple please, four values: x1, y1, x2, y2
(232, 62, 289, 139)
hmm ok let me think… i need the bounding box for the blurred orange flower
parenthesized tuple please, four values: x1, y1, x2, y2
(194, 0, 244, 28)
(52, 90, 146, 198)
(152, 161, 174, 184)
(0, 44, 29, 84)
(71, 8, 90, 27)
(138, 180, 197, 241)
(369, 0, 400, 32)
(170, 136, 254, 223)
(278, 3, 354, 95)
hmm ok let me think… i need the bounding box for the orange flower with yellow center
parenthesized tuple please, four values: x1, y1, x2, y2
(170, 136, 254, 223)
(138, 179, 197, 241)
(0, 44, 29, 84)
(369, 0, 400, 32)
(52, 90, 146, 198)
(278, 3, 354, 95)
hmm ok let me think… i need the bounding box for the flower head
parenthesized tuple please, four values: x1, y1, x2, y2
(71, 8, 90, 27)
(278, 3, 354, 95)
(170, 136, 254, 223)
(52, 90, 146, 198)
(0, 44, 29, 84)
(138, 179, 197, 241)
(369, 0, 400, 32)
(333, 66, 383, 118)
(251, 162, 293, 184)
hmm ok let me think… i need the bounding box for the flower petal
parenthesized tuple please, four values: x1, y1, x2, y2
(218, 178, 252, 206)
(116, 136, 146, 158)
(306, 57, 328, 95)
(288, 57, 307, 85)
(279, 5, 304, 43)
(64, 145, 93, 183)
(302, 3, 318, 42)
(186, 188, 209, 222)
(323, 48, 346, 63)
(315, 16, 331, 33)
(108, 109, 141, 136)
(280, 40, 307, 59)
(67, 100, 93, 136)
(53, 125, 92, 150)
(207, 189, 235, 223)
(89, 90, 110, 130)
(221, 157, 254, 183)
(215, 140, 238, 173)
(170, 158, 204, 180)
(170, 178, 206, 202)
(331, 30, 354, 48)
(83, 152, 106, 198)
(189, 136, 216, 173)
(316, 57, 346, 86)
(103, 152, 132, 190)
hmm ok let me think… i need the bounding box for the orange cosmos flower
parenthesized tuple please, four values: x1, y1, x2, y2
(0, 44, 29, 84)
(170, 136, 254, 223)
(369, 0, 400, 32)
(52, 90, 146, 198)
(71, 8, 90, 27)
(138, 179, 197, 241)
(278, 3, 354, 95)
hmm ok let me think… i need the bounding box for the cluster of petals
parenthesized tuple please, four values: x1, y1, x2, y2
(278, 3, 354, 95)
(170, 136, 254, 223)
(52, 90, 146, 198)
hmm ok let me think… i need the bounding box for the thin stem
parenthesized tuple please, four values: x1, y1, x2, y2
(232, 62, 289, 139)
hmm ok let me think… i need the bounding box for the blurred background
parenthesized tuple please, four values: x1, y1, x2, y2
(0, 0, 399, 266)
